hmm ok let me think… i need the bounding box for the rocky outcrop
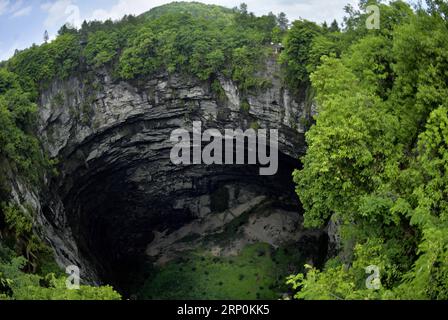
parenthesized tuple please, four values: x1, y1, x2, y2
(15, 57, 324, 290)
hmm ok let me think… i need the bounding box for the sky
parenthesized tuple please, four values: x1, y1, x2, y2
(0, 0, 361, 61)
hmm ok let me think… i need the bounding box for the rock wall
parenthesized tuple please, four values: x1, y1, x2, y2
(16, 57, 321, 287)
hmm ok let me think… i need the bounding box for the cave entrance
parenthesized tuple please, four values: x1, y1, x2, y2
(57, 137, 327, 298)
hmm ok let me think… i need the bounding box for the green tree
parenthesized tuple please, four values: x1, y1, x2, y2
(84, 31, 119, 68)
(290, 1, 448, 300)
(277, 12, 289, 31)
(329, 19, 340, 32)
(118, 27, 160, 79)
(280, 19, 322, 92)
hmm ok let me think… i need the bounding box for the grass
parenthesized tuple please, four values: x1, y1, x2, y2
(137, 242, 305, 300)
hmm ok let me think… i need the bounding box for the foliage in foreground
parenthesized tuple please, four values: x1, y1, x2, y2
(291, 0, 448, 300)
(0, 244, 120, 300)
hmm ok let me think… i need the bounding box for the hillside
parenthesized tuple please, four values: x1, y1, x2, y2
(141, 1, 235, 20)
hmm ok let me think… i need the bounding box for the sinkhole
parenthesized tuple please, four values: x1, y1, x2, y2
(46, 120, 328, 298)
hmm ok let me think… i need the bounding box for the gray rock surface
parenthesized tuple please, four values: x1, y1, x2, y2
(10, 58, 325, 287)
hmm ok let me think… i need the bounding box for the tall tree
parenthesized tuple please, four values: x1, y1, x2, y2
(43, 30, 49, 43)
(239, 3, 248, 15)
(329, 19, 340, 32)
(277, 12, 289, 31)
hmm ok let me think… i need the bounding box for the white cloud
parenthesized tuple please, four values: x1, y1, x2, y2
(0, 0, 33, 18)
(88, 0, 167, 21)
(0, 40, 26, 62)
(200, 0, 358, 23)
(11, 5, 31, 17)
(41, 0, 82, 28)
(0, 0, 9, 15)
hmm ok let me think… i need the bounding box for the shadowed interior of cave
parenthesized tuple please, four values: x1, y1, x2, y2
(54, 138, 328, 297)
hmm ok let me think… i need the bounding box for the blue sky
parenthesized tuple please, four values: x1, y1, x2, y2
(0, 0, 361, 61)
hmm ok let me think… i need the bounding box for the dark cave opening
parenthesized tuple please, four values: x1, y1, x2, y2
(55, 138, 327, 297)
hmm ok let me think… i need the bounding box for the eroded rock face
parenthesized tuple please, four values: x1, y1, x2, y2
(30, 59, 324, 290)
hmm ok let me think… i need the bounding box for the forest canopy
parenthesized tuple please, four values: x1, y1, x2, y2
(289, 0, 448, 300)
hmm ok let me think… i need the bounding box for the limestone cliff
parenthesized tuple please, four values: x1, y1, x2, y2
(7, 57, 324, 290)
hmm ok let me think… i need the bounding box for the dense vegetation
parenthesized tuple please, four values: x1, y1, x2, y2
(1, 0, 448, 300)
(288, 0, 448, 299)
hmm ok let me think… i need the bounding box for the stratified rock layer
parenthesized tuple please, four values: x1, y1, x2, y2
(11, 59, 325, 290)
